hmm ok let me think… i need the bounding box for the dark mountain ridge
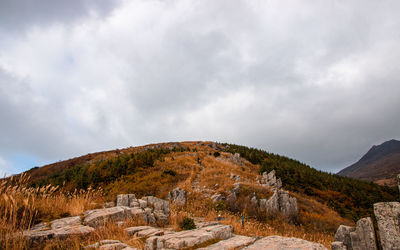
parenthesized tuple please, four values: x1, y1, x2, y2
(338, 139, 400, 186)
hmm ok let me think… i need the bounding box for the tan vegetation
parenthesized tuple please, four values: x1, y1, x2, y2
(0, 142, 364, 249)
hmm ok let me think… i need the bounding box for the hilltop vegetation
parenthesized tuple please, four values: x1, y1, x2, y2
(223, 143, 398, 221)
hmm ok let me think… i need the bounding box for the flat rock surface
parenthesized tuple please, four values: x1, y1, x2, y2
(84, 206, 131, 227)
(198, 234, 256, 249)
(145, 224, 233, 250)
(243, 236, 327, 250)
(86, 239, 137, 250)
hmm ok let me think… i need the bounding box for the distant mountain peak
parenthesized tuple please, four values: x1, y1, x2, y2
(338, 139, 400, 186)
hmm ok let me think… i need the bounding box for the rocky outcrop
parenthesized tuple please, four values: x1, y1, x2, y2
(211, 193, 225, 202)
(243, 235, 327, 250)
(230, 153, 243, 165)
(198, 234, 257, 249)
(85, 239, 137, 250)
(24, 216, 94, 243)
(168, 188, 187, 206)
(84, 206, 133, 227)
(374, 202, 400, 250)
(259, 190, 298, 217)
(84, 194, 170, 227)
(145, 224, 233, 250)
(260, 170, 282, 189)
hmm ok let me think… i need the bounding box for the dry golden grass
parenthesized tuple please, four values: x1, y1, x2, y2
(1, 144, 353, 249)
(0, 174, 103, 249)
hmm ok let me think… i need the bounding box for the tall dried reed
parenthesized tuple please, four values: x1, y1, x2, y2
(0, 174, 103, 249)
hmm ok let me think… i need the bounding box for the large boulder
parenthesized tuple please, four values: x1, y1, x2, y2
(334, 225, 355, 250)
(143, 196, 170, 215)
(145, 224, 233, 250)
(84, 206, 131, 227)
(168, 188, 187, 206)
(243, 235, 327, 250)
(373, 202, 400, 250)
(51, 216, 81, 230)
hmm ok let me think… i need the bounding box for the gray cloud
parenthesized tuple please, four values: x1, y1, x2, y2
(0, 0, 400, 174)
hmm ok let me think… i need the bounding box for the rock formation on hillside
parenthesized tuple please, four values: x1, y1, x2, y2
(168, 188, 187, 206)
(260, 170, 282, 189)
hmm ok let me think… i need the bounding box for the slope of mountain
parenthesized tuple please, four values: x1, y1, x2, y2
(23, 141, 398, 224)
(338, 139, 400, 186)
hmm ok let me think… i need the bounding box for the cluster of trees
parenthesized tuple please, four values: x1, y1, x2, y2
(31, 147, 189, 191)
(223, 143, 398, 221)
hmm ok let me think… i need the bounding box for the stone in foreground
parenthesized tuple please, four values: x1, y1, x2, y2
(145, 224, 233, 250)
(198, 234, 256, 249)
(331, 241, 346, 250)
(243, 235, 327, 250)
(85, 239, 137, 250)
(373, 202, 400, 250)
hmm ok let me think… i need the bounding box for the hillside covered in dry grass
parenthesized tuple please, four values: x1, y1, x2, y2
(1, 141, 398, 249)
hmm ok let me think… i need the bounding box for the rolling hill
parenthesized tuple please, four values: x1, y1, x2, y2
(338, 139, 400, 186)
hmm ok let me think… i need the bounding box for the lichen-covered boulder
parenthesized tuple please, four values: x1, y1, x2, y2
(374, 202, 400, 250)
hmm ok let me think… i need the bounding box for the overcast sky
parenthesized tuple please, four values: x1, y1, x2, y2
(1, 0, 400, 176)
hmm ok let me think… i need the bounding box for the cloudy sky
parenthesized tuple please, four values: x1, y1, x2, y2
(1, 0, 400, 176)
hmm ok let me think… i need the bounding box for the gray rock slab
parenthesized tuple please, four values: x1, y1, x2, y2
(354, 217, 377, 250)
(84, 206, 131, 227)
(51, 216, 81, 229)
(125, 226, 154, 236)
(198, 234, 257, 249)
(86, 239, 137, 250)
(145, 224, 233, 250)
(243, 235, 327, 250)
(374, 202, 400, 250)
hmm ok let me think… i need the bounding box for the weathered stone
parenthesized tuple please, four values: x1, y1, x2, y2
(350, 231, 361, 250)
(25, 225, 94, 242)
(231, 153, 243, 165)
(51, 216, 81, 230)
(374, 202, 400, 250)
(130, 200, 140, 208)
(145, 224, 233, 250)
(331, 241, 346, 250)
(137, 228, 164, 237)
(334, 225, 355, 250)
(354, 217, 377, 250)
(86, 239, 137, 250)
(143, 196, 170, 215)
(138, 199, 148, 208)
(129, 207, 148, 223)
(211, 194, 224, 202)
(243, 235, 327, 250)
(168, 188, 187, 206)
(198, 234, 256, 249)
(278, 190, 298, 217)
(53, 225, 94, 239)
(84, 206, 131, 227)
(261, 170, 282, 189)
(125, 226, 154, 236)
(153, 210, 168, 225)
(30, 222, 48, 231)
(117, 194, 130, 207)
